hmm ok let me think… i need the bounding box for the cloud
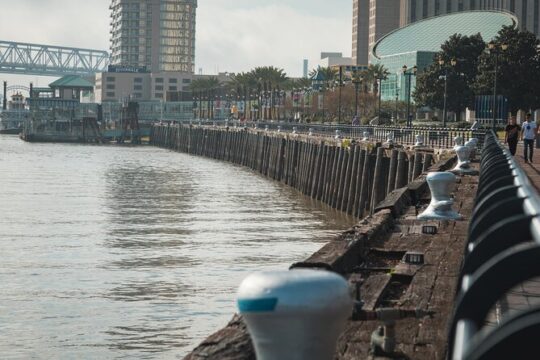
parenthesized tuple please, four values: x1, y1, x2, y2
(0, 0, 351, 85)
(0, 0, 110, 49)
(196, 3, 352, 77)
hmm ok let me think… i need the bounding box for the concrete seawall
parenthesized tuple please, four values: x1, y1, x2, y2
(150, 124, 435, 218)
(150, 124, 464, 359)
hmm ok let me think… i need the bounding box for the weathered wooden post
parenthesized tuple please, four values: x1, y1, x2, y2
(413, 151, 423, 179)
(387, 149, 399, 194)
(395, 151, 407, 189)
(370, 147, 385, 213)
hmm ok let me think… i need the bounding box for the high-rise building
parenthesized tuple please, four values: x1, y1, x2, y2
(353, 0, 540, 67)
(109, 0, 197, 73)
(352, 0, 400, 65)
(399, 0, 540, 37)
(303, 59, 309, 78)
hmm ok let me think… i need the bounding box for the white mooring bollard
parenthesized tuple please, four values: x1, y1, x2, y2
(362, 131, 369, 141)
(465, 138, 478, 160)
(453, 136, 464, 150)
(417, 172, 462, 221)
(451, 145, 477, 175)
(308, 128, 314, 136)
(277, 125, 282, 133)
(335, 129, 342, 140)
(237, 269, 353, 360)
(385, 132, 394, 146)
(414, 134, 424, 147)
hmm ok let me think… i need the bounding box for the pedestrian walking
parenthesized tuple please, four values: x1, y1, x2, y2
(352, 115, 360, 126)
(521, 113, 538, 163)
(504, 115, 520, 156)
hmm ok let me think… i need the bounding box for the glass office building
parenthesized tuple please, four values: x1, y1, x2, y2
(400, 0, 540, 38)
(371, 10, 518, 101)
(110, 0, 197, 73)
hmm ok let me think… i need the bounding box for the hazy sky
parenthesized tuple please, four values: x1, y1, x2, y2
(0, 0, 352, 86)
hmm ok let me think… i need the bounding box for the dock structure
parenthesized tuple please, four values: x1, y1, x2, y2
(151, 124, 446, 219)
(181, 153, 469, 360)
(150, 124, 540, 360)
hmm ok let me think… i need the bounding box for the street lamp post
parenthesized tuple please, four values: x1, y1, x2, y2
(488, 41, 508, 130)
(376, 75, 386, 120)
(438, 58, 457, 128)
(311, 68, 327, 122)
(198, 91, 202, 119)
(352, 75, 362, 117)
(337, 66, 343, 123)
(394, 90, 399, 122)
(402, 65, 418, 128)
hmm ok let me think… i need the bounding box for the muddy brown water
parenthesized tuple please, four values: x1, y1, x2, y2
(0, 135, 355, 359)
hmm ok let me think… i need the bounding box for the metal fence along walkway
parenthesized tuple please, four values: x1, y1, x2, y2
(449, 131, 540, 360)
(0, 40, 109, 76)
(183, 120, 486, 150)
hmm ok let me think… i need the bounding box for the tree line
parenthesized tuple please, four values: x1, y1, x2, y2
(189, 64, 394, 123)
(414, 25, 540, 122)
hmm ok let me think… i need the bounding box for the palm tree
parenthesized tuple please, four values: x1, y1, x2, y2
(248, 66, 289, 120)
(361, 64, 389, 95)
(230, 72, 257, 120)
(190, 77, 221, 119)
(249, 66, 288, 86)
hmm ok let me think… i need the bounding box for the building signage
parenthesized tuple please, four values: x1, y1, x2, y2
(107, 65, 149, 73)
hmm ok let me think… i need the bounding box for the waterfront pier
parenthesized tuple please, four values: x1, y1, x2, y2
(150, 123, 462, 219)
(150, 123, 540, 359)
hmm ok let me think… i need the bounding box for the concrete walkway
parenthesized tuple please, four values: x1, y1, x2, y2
(494, 143, 540, 329)
(511, 143, 540, 192)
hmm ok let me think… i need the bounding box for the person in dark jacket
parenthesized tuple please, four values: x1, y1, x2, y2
(505, 115, 520, 156)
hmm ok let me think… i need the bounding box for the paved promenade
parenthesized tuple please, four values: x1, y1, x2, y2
(514, 143, 540, 193)
(492, 142, 540, 326)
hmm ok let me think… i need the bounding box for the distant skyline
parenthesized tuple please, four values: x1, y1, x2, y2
(0, 0, 352, 86)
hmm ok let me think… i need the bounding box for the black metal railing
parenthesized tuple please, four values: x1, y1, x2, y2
(448, 130, 540, 360)
(171, 119, 486, 150)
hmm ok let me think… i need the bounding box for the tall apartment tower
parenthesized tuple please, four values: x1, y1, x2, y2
(352, 0, 400, 65)
(110, 0, 197, 73)
(400, 0, 540, 37)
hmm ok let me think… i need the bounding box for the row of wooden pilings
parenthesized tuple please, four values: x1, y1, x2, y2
(150, 125, 433, 218)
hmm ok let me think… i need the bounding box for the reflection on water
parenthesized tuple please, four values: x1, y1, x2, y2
(0, 135, 356, 359)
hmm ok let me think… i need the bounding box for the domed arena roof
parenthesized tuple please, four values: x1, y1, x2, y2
(372, 10, 518, 59)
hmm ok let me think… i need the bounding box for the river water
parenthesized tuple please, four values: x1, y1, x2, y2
(0, 135, 355, 359)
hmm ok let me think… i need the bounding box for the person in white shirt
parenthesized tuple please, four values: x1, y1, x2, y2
(521, 113, 538, 163)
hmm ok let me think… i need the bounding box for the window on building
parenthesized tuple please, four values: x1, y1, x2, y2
(155, 93, 163, 99)
(535, 0, 539, 34)
(134, 84, 143, 90)
(422, 0, 428, 17)
(134, 77, 143, 83)
(523, 0, 528, 29)
(155, 85, 164, 91)
(169, 78, 177, 83)
(182, 78, 191, 84)
(133, 93, 142, 99)
(458, 0, 464, 11)
(106, 84, 115, 90)
(510, 0, 516, 12)
(107, 76, 116, 82)
(155, 78, 164, 83)
(411, 0, 417, 21)
(447, 0, 451, 13)
(169, 86, 177, 91)
(106, 92, 115, 97)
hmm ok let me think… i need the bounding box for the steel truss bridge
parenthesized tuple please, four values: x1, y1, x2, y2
(0, 40, 109, 77)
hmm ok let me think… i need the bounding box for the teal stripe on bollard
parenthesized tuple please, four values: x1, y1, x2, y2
(237, 298, 278, 312)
